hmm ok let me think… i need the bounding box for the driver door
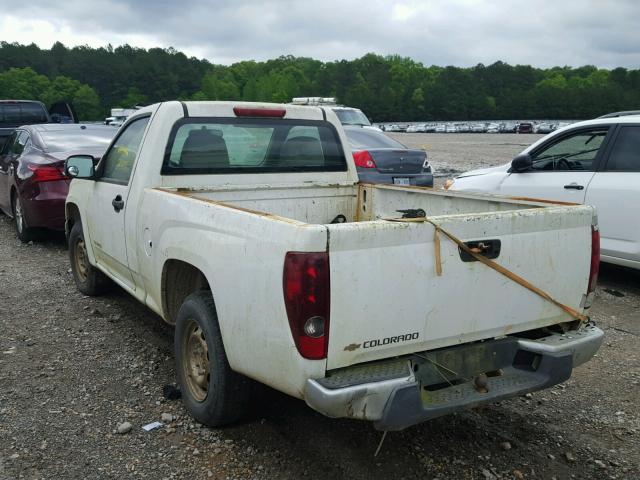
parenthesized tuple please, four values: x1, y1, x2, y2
(498, 127, 611, 203)
(586, 125, 640, 263)
(86, 116, 150, 290)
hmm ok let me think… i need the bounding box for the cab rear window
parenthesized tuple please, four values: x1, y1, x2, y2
(162, 118, 347, 175)
(0, 103, 48, 125)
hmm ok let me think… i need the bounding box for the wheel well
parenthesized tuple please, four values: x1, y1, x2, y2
(162, 260, 211, 325)
(65, 203, 81, 239)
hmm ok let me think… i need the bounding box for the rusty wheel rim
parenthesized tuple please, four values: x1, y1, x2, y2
(182, 319, 210, 402)
(74, 238, 89, 283)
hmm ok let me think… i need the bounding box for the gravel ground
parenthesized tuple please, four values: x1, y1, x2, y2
(1, 133, 639, 480)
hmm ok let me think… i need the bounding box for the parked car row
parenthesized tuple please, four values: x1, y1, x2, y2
(0, 123, 115, 240)
(380, 121, 574, 134)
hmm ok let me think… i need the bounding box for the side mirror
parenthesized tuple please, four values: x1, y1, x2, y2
(511, 153, 532, 173)
(65, 155, 95, 179)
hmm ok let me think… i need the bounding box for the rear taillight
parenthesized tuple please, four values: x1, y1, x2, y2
(27, 163, 66, 182)
(283, 252, 330, 360)
(353, 150, 377, 169)
(588, 225, 600, 293)
(233, 106, 286, 118)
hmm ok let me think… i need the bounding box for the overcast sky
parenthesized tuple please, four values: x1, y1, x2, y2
(0, 0, 638, 68)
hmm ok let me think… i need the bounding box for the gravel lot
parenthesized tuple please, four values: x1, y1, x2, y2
(1, 133, 639, 480)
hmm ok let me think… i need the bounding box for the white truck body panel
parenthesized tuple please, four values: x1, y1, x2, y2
(137, 182, 593, 383)
(65, 101, 602, 428)
(326, 190, 593, 369)
(585, 171, 640, 265)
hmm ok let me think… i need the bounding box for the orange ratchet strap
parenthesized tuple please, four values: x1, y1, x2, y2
(384, 216, 588, 323)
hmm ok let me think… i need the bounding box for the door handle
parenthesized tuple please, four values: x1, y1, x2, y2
(112, 195, 125, 212)
(564, 184, 584, 190)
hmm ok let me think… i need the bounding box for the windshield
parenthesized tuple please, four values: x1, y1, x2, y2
(345, 128, 406, 149)
(163, 118, 347, 175)
(333, 108, 371, 126)
(40, 128, 115, 153)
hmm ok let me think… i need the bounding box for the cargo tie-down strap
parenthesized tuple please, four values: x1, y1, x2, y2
(384, 215, 588, 323)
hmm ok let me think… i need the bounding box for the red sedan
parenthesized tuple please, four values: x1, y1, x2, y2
(0, 124, 115, 241)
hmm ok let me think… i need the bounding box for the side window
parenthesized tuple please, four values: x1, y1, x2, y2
(11, 131, 29, 155)
(100, 117, 149, 183)
(605, 126, 640, 172)
(530, 129, 608, 171)
(1, 132, 17, 154)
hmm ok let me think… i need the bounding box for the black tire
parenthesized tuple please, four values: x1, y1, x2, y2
(11, 192, 37, 243)
(68, 220, 111, 295)
(175, 291, 251, 426)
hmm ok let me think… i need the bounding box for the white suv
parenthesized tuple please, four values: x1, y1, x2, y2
(449, 112, 640, 269)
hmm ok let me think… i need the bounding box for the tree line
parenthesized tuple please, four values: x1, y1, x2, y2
(1, 41, 639, 121)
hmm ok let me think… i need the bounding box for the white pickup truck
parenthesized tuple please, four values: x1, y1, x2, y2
(64, 101, 603, 431)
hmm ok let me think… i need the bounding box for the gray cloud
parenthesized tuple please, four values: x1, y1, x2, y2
(1, 0, 639, 68)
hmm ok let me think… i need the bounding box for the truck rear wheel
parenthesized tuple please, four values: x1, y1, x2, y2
(175, 291, 250, 426)
(69, 221, 111, 295)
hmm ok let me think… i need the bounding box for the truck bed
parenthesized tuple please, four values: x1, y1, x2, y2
(172, 182, 544, 225)
(166, 182, 594, 370)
